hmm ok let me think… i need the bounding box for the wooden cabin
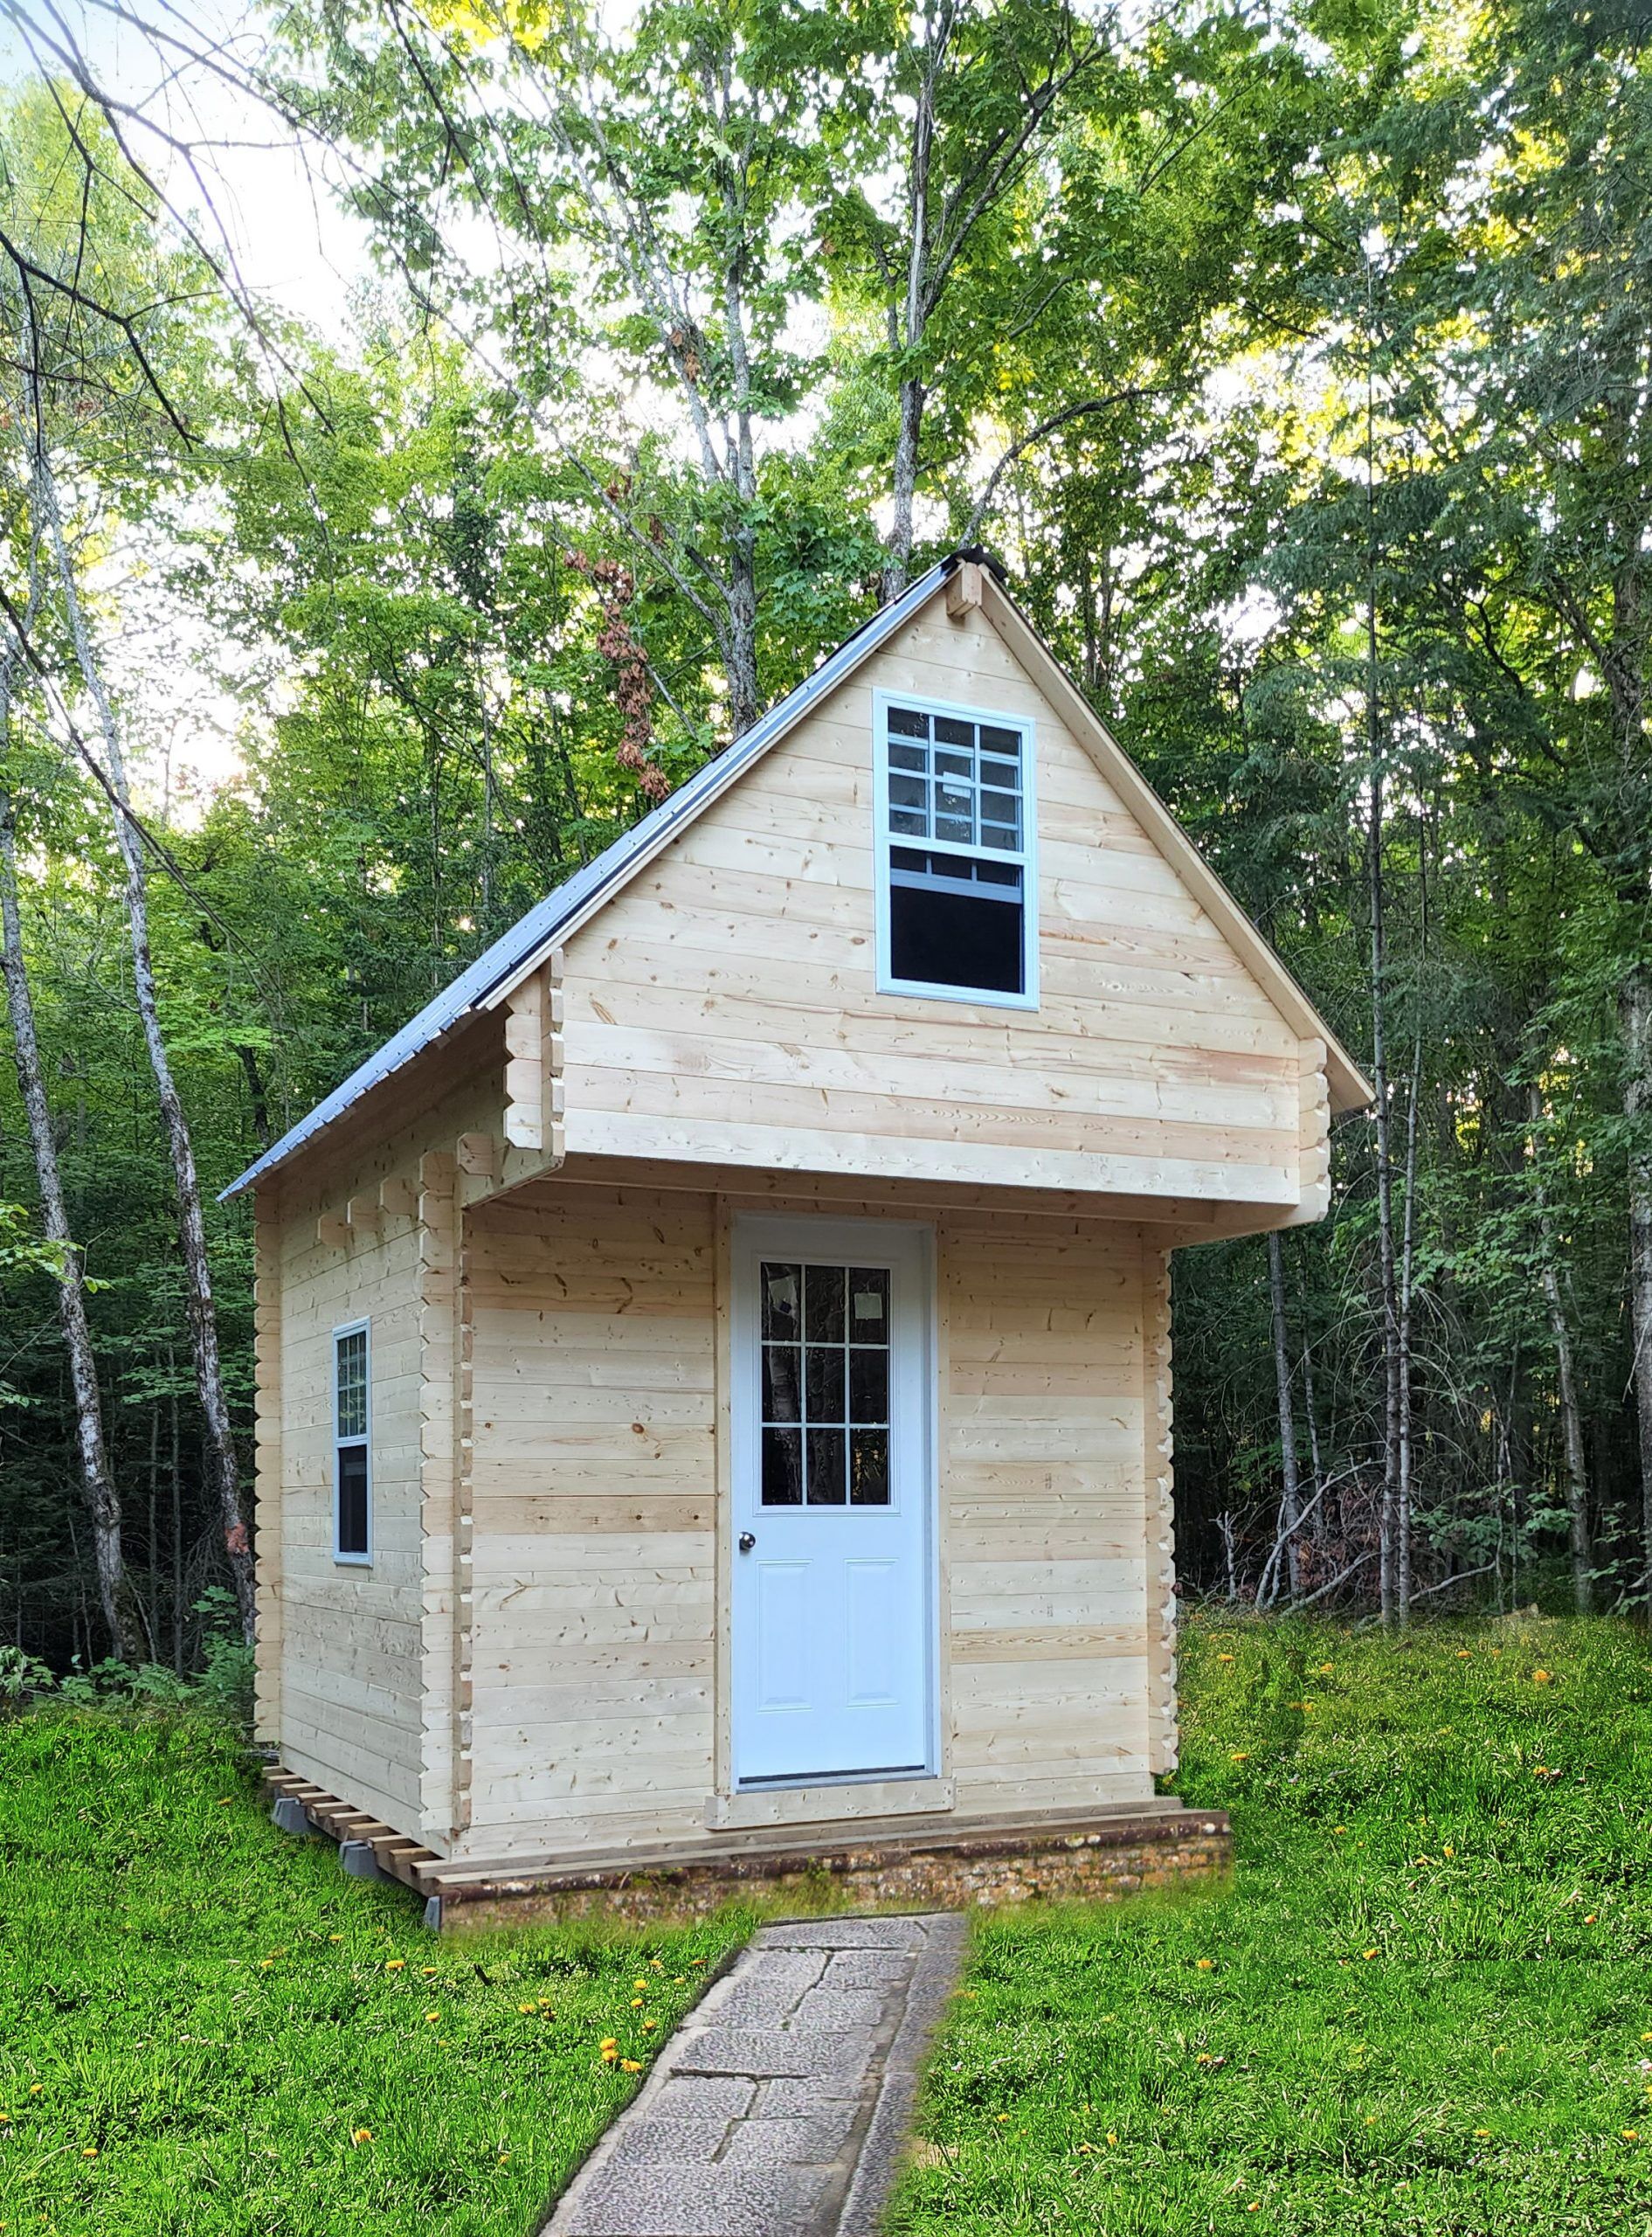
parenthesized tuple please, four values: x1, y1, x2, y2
(228, 553, 1366, 1910)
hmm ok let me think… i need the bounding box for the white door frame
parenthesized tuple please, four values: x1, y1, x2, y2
(729, 1213, 939, 1790)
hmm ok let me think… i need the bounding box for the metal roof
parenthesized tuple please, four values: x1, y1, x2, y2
(221, 558, 957, 1200)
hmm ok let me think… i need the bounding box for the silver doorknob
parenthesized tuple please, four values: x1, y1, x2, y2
(738, 1532, 756, 1553)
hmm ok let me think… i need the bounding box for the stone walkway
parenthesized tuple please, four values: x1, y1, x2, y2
(543, 1914, 966, 2237)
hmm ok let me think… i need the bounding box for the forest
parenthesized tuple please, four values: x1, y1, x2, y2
(0, 0, 1645, 1673)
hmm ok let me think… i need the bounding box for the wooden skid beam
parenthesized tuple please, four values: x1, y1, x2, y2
(260, 1768, 440, 1894)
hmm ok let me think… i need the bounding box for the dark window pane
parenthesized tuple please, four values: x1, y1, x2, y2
(935, 715, 974, 748)
(976, 860, 1022, 889)
(888, 705, 929, 739)
(981, 824, 1020, 854)
(849, 1347, 888, 1424)
(888, 741, 929, 772)
(981, 788, 1020, 827)
(762, 1344, 801, 1423)
(888, 773, 928, 811)
(935, 749, 973, 779)
(761, 1263, 800, 1340)
(889, 883, 1024, 995)
(806, 1427, 847, 1505)
(849, 1267, 888, 1338)
(805, 1345, 846, 1424)
(979, 725, 1020, 759)
(337, 1443, 369, 1555)
(804, 1264, 845, 1345)
(979, 756, 1020, 790)
(762, 1425, 803, 1506)
(849, 1429, 889, 1506)
(890, 808, 927, 835)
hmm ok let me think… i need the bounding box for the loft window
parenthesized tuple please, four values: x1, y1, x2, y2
(874, 696, 1037, 1006)
(333, 1321, 371, 1564)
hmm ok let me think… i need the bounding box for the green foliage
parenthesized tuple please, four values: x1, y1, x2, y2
(892, 1614, 1652, 2234)
(0, 1704, 750, 2235)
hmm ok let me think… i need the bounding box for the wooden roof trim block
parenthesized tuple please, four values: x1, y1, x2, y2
(252, 1206, 282, 1749)
(1142, 1241, 1179, 1777)
(503, 951, 565, 1162)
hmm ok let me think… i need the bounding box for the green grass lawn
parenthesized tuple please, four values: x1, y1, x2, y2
(889, 1612, 1652, 2236)
(3, 1618, 1650, 2235)
(0, 1710, 750, 2235)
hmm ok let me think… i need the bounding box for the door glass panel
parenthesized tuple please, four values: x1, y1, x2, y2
(762, 1424, 803, 1505)
(804, 1264, 845, 1344)
(805, 1345, 846, 1422)
(849, 1428, 888, 1505)
(759, 1258, 895, 1507)
(762, 1263, 801, 1340)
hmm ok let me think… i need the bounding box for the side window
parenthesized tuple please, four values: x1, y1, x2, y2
(875, 697, 1037, 1005)
(333, 1322, 370, 1564)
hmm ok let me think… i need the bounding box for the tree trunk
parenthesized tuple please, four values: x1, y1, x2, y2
(1526, 1083, 1592, 1610)
(882, 376, 926, 603)
(1368, 747, 1402, 1626)
(40, 471, 256, 1644)
(1267, 1230, 1303, 1601)
(726, 525, 761, 738)
(1622, 969, 1652, 1615)
(0, 792, 142, 1659)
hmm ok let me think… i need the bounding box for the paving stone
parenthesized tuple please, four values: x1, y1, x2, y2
(752, 2074, 871, 2116)
(543, 1914, 963, 2237)
(605, 2117, 731, 2164)
(820, 1950, 914, 1988)
(556, 2164, 829, 2235)
(756, 1918, 930, 1950)
(791, 1987, 888, 2031)
(673, 2025, 879, 2078)
(647, 2076, 756, 2121)
(717, 2109, 861, 2169)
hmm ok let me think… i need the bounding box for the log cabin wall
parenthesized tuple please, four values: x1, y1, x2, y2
(556, 594, 1310, 1214)
(255, 1032, 502, 1845)
(458, 1171, 1166, 1866)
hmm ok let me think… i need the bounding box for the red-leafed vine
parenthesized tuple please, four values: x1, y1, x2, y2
(566, 550, 667, 800)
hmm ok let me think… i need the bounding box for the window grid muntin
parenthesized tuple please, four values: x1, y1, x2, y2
(334, 1323, 370, 1561)
(883, 705, 1025, 856)
(760, 1260, 890, 1507)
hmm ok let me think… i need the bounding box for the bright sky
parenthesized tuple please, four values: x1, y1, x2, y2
(1, 0, 370, 340)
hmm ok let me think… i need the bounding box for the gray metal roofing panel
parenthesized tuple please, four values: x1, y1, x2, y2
(220, 559, 955, 1200)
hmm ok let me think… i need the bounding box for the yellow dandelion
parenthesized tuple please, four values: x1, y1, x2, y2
(497, 2151, 510, 2164)
(350, 2128, 372, 2145)
(30, 2085, 43, 2095)
(1533, 1669, 1552, 1684)
(1362, 1949, 1378, 1961)
(81, 2146, 98, 2159)
(642, 2019, 657, 2032)
(1077, 2141, 1093, 2154)
(1317, 1663, 1334, 1674)
(1456, 1649, 1471, 1659)
(1586, 1915, 1599, 1925)
(218, 1797, 232, 1807)
(329, 1934, 344, 1943)
(1475, 2129, 1491, 2138)
(1218, 1653, 1235, 1663)
(258, 1959, 273, 1970)
(600, 2047, 619, 2064)
(997, 2113, 1012, 2123)
(422, 1966, 439, 1977)
(425, 2011, 440, 2023)
(690, 1957, 705, 1967)
(633, 1979, 648, 1990)
(385, 1959, 405, 1972)
(518, 2003, 535, 2014)
(1230, 1751, 1250, 1763)
(1107, 2131, 1118, 2146)
(621, 2060, 643, 2073)
(631, 1997, 644, 2008)
(1625, 2130, 1641, 2142)
(1248, 2206, 1261, 2215)
(1196, 1958, 1214, 1970)
(1444, 1845, 1455, 1858)
(1332, 1825, 1348, 1834)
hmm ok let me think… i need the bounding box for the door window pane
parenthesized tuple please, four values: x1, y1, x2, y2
(804, 1264, 846, 1345)
(762, 1344, 801, 1424)
(762, 1425, 803, 1505)
(850, 1267, 888, 1333)
(805, 1345, 846, 1423)
(807, 1427, 847, 1505)
(849, 1347, 888, 1424)
(335, 1328, 367, 1440)
(762, 1263, 801, 1340)
(849, 1429, 889, 1506)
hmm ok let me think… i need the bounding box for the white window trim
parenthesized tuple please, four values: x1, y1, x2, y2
(332, 1318, 372, 1568)
(871, 687, 1040, 1011)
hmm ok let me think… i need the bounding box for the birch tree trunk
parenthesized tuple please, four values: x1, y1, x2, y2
(0, 631, 142, 1660)
(1622, 970, 1652, 1614)
(1267, 1229, 1303, 1600)
(1526, 1083, 1592, 1610)
(1368, 731, 1402, 1627)
(39, 468, 256, 1643)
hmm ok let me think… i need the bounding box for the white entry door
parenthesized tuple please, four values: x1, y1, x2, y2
(731, 1217, 935, 1787)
